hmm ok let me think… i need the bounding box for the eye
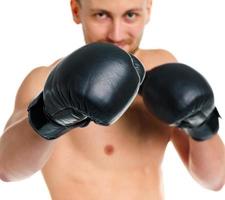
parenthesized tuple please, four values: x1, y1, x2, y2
(95, 12, 108, 20)
(125, 12, 138, 21)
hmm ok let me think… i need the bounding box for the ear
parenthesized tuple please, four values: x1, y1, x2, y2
(145, 0, 152, 24)
(70, 0, 81, 24)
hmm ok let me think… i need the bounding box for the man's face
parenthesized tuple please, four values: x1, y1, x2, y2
(71, 0, 152, 53)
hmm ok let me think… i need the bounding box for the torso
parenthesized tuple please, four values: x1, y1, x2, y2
(41, 48, 176, 200)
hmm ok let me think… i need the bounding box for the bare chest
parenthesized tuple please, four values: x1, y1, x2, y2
(42, 94, 171, 200)
(49, 96, 171, 169)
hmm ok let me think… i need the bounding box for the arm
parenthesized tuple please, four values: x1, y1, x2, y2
(171, 128, 225, 191)
(140, 62, 225, 190)
(0, 43, 145, 182)
(0, 66, 56, 182)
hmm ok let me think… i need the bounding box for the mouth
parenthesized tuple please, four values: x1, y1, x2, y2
(112, 43, 126, 49)
(96, 41, 129, 51)
(98, 41, 126, 49)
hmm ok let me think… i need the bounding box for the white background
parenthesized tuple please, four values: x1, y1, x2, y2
(0, 0, 225, 199)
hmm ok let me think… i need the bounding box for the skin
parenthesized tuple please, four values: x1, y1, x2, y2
(71, 0, 151, 52)
(0, 0, 225, 199)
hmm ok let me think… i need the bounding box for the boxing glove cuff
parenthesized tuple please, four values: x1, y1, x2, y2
(129, 54, 145, 84)
(183, 108, 220, 141)
(28, 92, 90, 140)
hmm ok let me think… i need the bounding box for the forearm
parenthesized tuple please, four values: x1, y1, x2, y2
(188, 134, 225, 190)
(0, 116, 55, 182)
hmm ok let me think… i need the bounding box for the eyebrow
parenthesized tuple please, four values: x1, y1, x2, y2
(90, 8, 143, 14)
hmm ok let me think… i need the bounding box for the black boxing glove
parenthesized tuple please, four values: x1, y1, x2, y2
(140, 63, 220, 141)
(28, 43, 145, 140)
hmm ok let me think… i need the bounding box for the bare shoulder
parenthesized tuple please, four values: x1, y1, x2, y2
(15, 60, 60, 108)
(5, 60, 60, 128)
(135, 48, 177, 70)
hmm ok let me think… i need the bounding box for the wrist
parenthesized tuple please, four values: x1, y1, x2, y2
(27, 92, 70, 140)
(183, 108, 220, 141)
(27, 92, 90, 140)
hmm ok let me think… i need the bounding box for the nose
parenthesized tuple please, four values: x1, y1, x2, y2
(107, 19, 125, 43)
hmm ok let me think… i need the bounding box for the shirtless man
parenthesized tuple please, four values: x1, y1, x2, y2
(0, 0, 225, 199)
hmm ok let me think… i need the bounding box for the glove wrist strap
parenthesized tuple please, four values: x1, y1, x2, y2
(28, 92, 90, 140)
(184, 107, 220, 141)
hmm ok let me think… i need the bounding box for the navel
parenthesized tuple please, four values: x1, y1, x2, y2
(104, 144, 114, 156)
